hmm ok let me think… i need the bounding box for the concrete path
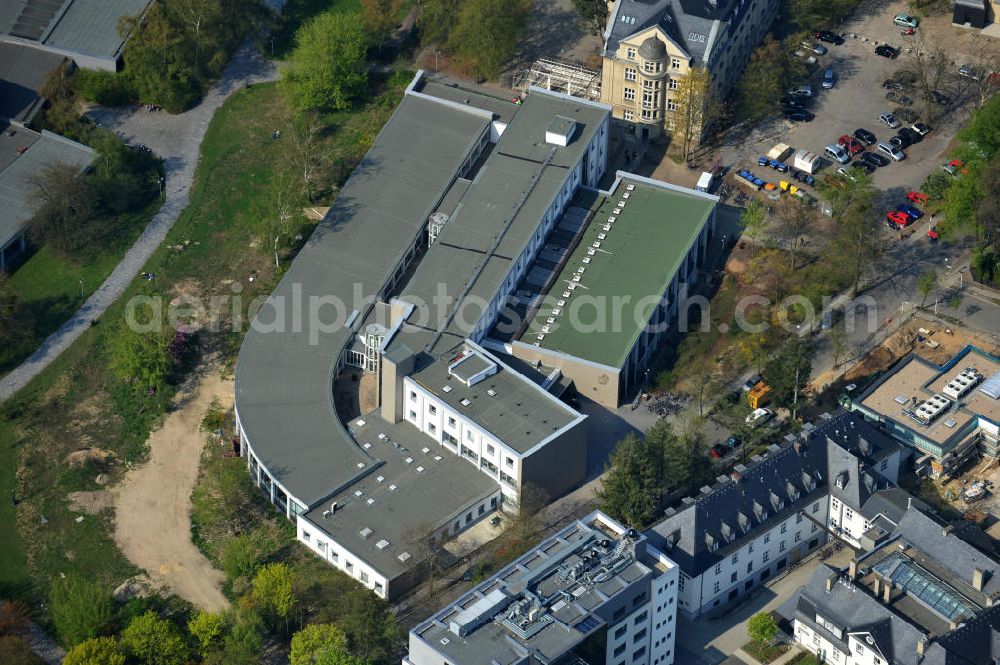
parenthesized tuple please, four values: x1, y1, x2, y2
(0, 44, 278, 403)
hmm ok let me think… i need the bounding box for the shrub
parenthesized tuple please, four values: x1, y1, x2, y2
(74, 70, 135, 107)
(48, 574, 113, 647)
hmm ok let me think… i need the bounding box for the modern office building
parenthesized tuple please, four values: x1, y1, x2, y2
(644, 412, 907, 617)
(0, 0, 151, 71)
(791, 504, 1000, 665)
(599, 0, 780, 139)
(235, 73, 622, 598)
(486, 174, 718, 408)
(847, 345, 1000, 477)
(404, 511, 681, 665)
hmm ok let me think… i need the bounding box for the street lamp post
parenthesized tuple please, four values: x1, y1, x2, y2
(79, 277, 84, 298)
(158, 176, 164, 198)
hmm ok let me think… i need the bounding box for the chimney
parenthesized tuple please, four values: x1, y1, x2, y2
(826, 573, 837, 592)
(849, 559, 858, 579)
(973, 567, 985, 591)
(873, 577, 882, 597)
(883, 581, 893, 604)
(917, 636, 928, 658)
(793, 441, 802, 455)
(943, 525, 954, 537)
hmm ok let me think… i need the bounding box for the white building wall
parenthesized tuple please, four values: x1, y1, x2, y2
(649, 555, 679, 665)
(605, 601, 656, 665)
(794, 620, 851, 664)
(827, 494, 867, 547)
(296, 515, 391, 598)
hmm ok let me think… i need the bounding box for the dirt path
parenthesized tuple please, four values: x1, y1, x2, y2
(112, 366, 232, 611)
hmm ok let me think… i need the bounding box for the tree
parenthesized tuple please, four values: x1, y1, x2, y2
(290, 623, 350, 665)
(120, 611, 187, 665)
(63, 637, 126, 665)
(221, 530, 268, 581)
(48, 574, 113, 647)
(289, 112, 328, 202)
(0, 274, 19, 348)
(597, 432, 663, 527)
(826, 172, 880, 296)
(735, 38, 785, 122)
(571, 0, 608, 35)
(188, 611, 227, 655)
(763, 336, 812, 419)
(362, 0, 403, 51)
(740, 199, 769, 254)
(27, 162, 96, 255)
(787, 0, 858, 28)
(338, 594, 399, 663)
(901, 37, 950, 124)
(917, 270, 937, 306)
(282, 11, 369, 112)
(252, 563, 296, 631)
(771, 197, 815, 270)
(0, 635, 43, 665)
(672, 66, 716, 162)
(417, 0, 460, 46)
(747, 611, 778, 645)
(218, 608, 264, 665)
(449, 0, 529, 81)
(829, 324, 848, 368)
(107, 316, 173, 392)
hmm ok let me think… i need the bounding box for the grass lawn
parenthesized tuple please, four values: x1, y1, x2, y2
(744, 641, 790, 664)
(0, 74, 409, 619)
(0, 198, 162, 377)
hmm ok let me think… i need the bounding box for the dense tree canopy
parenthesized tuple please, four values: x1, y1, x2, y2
(282, 11, 370, 112)
(120, 611, 187, 665)
(63, 637, 126, 665)
(419, 0, 528, 80)
(571, 0, 609, 34)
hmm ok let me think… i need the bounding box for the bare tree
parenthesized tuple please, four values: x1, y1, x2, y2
(361, 0, 404, 52)
(671, 66, 719, 163)
(289, 112, 327, 202)
(771, 197, 815, 270)
(175, 0, 220, 69)
(965, 37, 1000, 110)
(27, 162, 96, 254)
(901, 35, 950, 123)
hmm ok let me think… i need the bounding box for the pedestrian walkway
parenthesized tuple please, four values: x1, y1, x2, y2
(0, 44, 278, 403)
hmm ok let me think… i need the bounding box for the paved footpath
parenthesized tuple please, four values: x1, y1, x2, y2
(0, 45, 278, 403)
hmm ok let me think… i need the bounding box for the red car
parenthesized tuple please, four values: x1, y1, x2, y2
(927, 227, 939, 240)
(887, 211, 911, 227)
(906, 191, 928, 205)
(838, 135, 864, 155)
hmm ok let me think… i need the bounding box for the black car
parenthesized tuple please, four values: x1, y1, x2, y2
(784, 110, 814, 122)
(876, 44, 899, 59)
(898, 126, 922, 144)
(815, 30, 845, 45)
(855, 160, 877, 174)
(932, 90, 951, 106)
(890, 135, 910, 150)
(860, 151, 889, 167)
(781, 96, 807, 110)
(854, 128, 877, 145)
(882, 79, 905, 90)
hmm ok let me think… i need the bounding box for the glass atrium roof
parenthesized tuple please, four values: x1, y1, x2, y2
(873, 552, 978, 621)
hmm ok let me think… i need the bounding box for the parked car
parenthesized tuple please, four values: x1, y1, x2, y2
(742, 374, 763, 391)
(836, 166, 858, 182)
(745, 408, 773, 428)
(825, 143, 851, 164)
(810, 43, 829, 55)
(784, 110, 814, 122)
(838, 135, 864, 154)
(855, 160, 876, 174)
(815, 30, 844, 44)
(907, 191, 928, 204)
(781, 95, 808, 109)
(726, 436, 743, 449)
(788, 84, 814, 97)
(879, 112, 901, 128)
(898, 126, 922, 144)
(792, 169, 816, 185)
(876, 45, 900, 59)
(882, 79, 905, 90)
(878, 141, 905, 161)
(897, 203, 924, 220)
(959, 64, 980, 80)
(822, 68, 836, 89)
(886, 210, 911, 226)
(932, 90, 951, 106)
(893, 13, 919, 28)
(927, 227, 939, 240)
(911, 122, 932, 136)
(886, 92, 913, 106)
(860, 151, 889, 168)
(854, 128, 877, 145)
(890, 133, 912, 150)
(709, 443, 728, 459)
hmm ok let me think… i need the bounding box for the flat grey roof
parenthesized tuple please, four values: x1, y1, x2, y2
(0, 42, 66, 123)
(302, 417, 498, 580)
(418, 80, 519, 123)
(390, 90, 609, 358)
(0, 124, 93, 249)
(235, 91, 490, 507)
(2, 0, 150, 59)
(408, 348, 580, 454)
(411, 513, 659, 665)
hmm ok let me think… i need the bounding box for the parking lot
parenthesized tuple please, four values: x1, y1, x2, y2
(723, 0, 984, 212)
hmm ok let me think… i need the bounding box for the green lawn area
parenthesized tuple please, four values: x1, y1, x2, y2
(0, 199, 162, 377)
(0, 74, 410, 617)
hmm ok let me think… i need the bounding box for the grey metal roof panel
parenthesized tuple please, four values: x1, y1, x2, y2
(0, 42, 65, 123)
(42, 0, 150, 58)
(234, 92, 490, 508)
(0, 127, 93, 249)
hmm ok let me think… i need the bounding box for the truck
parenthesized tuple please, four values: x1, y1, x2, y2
(747, 381, 772, 409)
(696, 171, 714, 192)
(793, 149, 821, 174)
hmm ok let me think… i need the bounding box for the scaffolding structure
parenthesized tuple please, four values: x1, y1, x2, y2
(513, 58, 602, 101)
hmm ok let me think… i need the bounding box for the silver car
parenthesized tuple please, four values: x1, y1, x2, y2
(879, 112, 900, 129)
(877, 141, 905, 161)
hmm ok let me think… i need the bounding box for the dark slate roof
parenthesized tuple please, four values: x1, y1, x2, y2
(796, 565, 930, 665)
(604, 0, 757, 65)
(861, 487, 927, 524)
(0, 42, 65, 123)
(892, 508, 1000, 601)
(645, 412, 895, 578)
(933, 604, 1000, 665)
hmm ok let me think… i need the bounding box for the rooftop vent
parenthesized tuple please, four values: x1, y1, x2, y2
(626, 184, 635, 191)
(943, 367, 983, 399)
(389, 484, 398, 491)
(405, 457, 414, 464)
(366, 498, 375, 505)
(422, 447, 430, 454)
(461, 398, 472, 406)
(376, 475, 384, 482)
(545, 116, 577, 146)
(376, 539, 389, 550)
(356, 462, 365, 468)
(360, 527, 373, 539)
(354, 490, 364, 497)
(443, 385, 453, 393)
(398, 551, 411, 562)
(487, 389, 497, 397)
(911, 394, 952, 425)
(416, 466, 425, 472)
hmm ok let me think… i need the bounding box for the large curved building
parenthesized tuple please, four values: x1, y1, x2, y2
(235, 73, 611, 598)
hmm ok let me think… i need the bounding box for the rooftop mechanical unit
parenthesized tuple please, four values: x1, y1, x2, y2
(942, 367, 983, 400)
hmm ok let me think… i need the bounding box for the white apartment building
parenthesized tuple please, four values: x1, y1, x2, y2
(404, 511, 680, 665)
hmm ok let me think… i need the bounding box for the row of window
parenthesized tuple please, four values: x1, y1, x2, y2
(301, 531, 385, 596)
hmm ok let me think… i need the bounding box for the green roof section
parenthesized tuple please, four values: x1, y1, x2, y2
(524, 178, 716, 368)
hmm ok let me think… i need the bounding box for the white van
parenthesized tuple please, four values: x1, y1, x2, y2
(825, 144, 850, 164)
